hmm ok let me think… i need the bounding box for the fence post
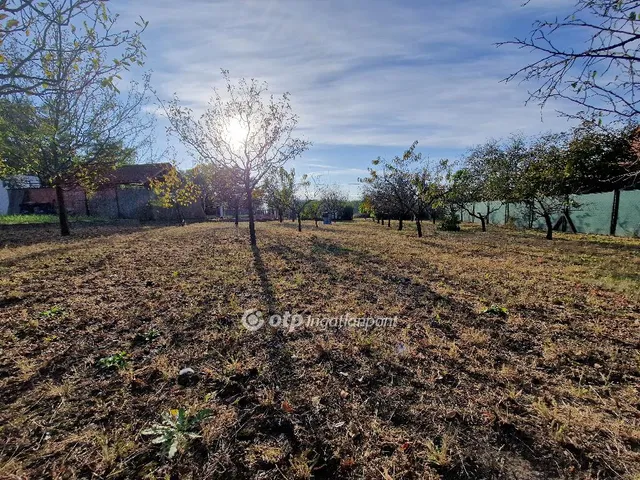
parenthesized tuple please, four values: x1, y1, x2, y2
(610, 189, 621, 236)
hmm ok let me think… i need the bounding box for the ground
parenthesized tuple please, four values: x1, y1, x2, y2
(0, 220, 638, 479)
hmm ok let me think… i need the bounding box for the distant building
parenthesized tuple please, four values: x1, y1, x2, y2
(3, 163, 205, 221)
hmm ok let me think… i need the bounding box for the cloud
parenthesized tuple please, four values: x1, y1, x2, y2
(111, 0, 581, 195)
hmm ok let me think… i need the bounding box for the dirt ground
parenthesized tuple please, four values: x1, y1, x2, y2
(0, 220, 638, 479)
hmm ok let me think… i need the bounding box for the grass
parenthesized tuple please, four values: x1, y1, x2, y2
(0, 214, 113, 225)
(0, 219, 638, 479)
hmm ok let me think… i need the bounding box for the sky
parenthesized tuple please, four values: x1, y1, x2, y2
(111, 0, 578, 199)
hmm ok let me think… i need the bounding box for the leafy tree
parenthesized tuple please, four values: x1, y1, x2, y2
(514, 133, 579, 240)
(149, 165, 202, 225)
(447, 139, 519, 232)
(0, 0, 147, 96)
(565, 122, 638, 192)
(163, 71, 310, 246)
(412, 158, 451, 234)
(359, 195, 374, 220)
(319, 184, 348, 222)
(303, 200, 323, 227)
(194, 164, 245, 224)
(263, 167, 295, 223)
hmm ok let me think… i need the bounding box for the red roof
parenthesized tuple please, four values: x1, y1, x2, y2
(102, 163, 172, 186)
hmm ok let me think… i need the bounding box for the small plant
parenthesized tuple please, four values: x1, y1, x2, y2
(438, 213, 460, 232)
(134, 329, 161, 343)
(481, 305, 509, 318)
(142, 408, 212, 458)
(425, 436, 450, 466)
(40, 306, 65, 318)
(97, 352, 129, 370)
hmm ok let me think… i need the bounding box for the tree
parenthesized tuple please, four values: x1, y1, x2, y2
(263, 167, 295, 223)
(0, 0, 147, 96)
(163, 71, 310, 246)
(303, 200, 323, 227)
(564, 122, 639, 191)
(0, 79, 150, 236)
(447, 139, 519, 232)
(514, 133, 578, 240)
(359, 195, 374, 220)
(319, 184, 348, 222)
(501, 1, 640, 126)
(194, 164, 245, 224)
(412, 158, 451, 234)
(291, 184, 312, 232)
(149, 165, 202, 225)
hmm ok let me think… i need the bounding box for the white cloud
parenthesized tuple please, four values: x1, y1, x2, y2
(111, 0, 580, 195)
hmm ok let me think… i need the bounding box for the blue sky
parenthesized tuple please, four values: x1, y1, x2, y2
(112, 0, 577, 199)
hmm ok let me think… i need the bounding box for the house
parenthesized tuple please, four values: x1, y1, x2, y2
(4, 163, 205, 221)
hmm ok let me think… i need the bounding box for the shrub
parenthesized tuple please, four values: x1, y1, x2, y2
(338, 205, 354, 221)
(438, 213, 460, 231)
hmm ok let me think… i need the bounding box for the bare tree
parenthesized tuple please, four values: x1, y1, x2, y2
(500, 1, 640, 123)
(163, 71, 311, 246)
(0, 0, 147, 96)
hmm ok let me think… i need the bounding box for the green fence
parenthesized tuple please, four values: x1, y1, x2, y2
(461, 189, 640, 238)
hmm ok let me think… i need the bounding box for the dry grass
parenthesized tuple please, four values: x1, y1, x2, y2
(0, 220, 638, 479)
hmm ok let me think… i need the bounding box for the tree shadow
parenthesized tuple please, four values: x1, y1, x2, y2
(251, 245, 278, 314)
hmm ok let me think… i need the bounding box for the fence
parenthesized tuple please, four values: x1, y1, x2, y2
(7, 186, 205, 221)
(460, 189, 640, 238)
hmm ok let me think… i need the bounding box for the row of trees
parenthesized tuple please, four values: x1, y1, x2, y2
(361, 123, 639, 240)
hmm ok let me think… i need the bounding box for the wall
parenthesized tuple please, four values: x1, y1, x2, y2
(6, 186, 205, 221)
(463, 189, 639, 238)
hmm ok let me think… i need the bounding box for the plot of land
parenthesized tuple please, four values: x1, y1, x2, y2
(0, 220, 639, 479)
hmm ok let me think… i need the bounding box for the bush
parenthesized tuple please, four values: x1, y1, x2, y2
(438, 213, 460, 231)
(338, 205, 354, 221)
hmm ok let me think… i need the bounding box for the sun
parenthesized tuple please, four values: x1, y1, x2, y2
(226, 117, 248, 151)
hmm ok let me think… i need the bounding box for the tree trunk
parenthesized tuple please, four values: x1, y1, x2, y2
(544, 213, 553, 240)
(247, 187, 257, 246)
(235, 206, 239, 228)
(479, 215, 486, 232)
(297, 213, 302, 232)
(398, 217, 403, 231)
(55, 184, 70, 237)
(175, 203, 185, 226)
(416, 219, 422, 238)
(278, 210, 283, 223)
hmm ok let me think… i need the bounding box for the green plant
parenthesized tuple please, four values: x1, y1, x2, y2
(39, 306, 65, 318)
(142, 408, 212, 458)
(438, 213, 460, 231)
(481, 305, 509, 318)
(97, 352, 129, 370)
(134, 329, 161, 343)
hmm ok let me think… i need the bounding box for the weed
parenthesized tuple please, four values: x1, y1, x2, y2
(142, 408, 212, 458)
(97, 352, 129, 370)
(425, 436, 450, 466)
(481, 305, 509, 317)
(134, 329, 161, 343)
(40, 306, 65, 318)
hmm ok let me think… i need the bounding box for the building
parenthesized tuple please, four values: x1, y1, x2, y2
(4, 163, 205, 221)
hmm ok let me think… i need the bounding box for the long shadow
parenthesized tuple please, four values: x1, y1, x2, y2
(251, 245, 277, 314)
(0, 223, 175, 268)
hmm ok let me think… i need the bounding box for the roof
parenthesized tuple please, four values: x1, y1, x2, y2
(103, 163, 172, 186)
